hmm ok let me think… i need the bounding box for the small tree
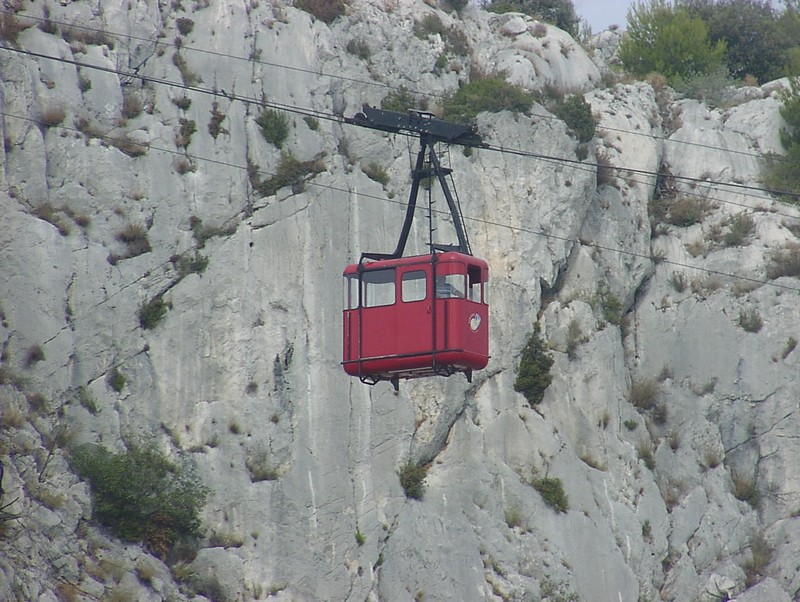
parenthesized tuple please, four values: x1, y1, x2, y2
(514, 324, 554, 406)
(619, 1, 726, 82)
(764, 78, 800, 199)
(680, 0, 788, 83)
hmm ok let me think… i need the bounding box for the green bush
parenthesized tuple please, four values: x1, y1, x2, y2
(398, 462, 427, 500)
(256, 153, 325, 197)
(738, 309, 763, 333)
(346, 38, 371, 60)
(552, 94, 596, 142)
(139, 297, 168, 330)
(71, 444, 207, 558)
(107, 367, 126, 393)
(514, 324, 554, 406)
(783, 336, 798, 359)
(189, 216, 236, 248)
(381, 87, 418, 113)
(256, 109, 290, 149)
(666, 195, 708, 227)
(486, 0, 579, 37)
(592, 285, 624, 326)
(619, 1, 726, 82)
(175, 251, 209, 277)
(414, 13, 446, 39)
(442, 76, 534, 123)
(531, 476, 568, 512)
(670, 64, 737, 108)
(723, 212, 756, 246)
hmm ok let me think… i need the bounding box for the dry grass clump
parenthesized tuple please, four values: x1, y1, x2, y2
(627, 378, 660, 411)
(732, 471, 759, 509)
(595, 150, 616, 186)
(245, 446, 279, 482)
(767, 242, 800, 280)
(33, 203, 71, 235)
(38, 106, 66, 128)
(116, 223, 151, 257)
(61, 24, 115, 49)
(742, 533, 773, 587)
(121, 91, 144, 119)
(0, 11, 33, 45)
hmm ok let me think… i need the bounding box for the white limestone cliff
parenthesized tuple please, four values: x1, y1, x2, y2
(1, 1, 799, 601)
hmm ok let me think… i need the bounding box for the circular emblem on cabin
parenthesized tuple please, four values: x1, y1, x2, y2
(469, 313, 481, 332)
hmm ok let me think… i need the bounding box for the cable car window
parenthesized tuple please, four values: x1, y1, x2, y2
(483, 280, 489, 305)
(436, 274, 465, 299)
(344, 274, 359, 310)
(363, 268, 396, 307)
(467, 266, 482, 302)
(402, 270, 427, 302)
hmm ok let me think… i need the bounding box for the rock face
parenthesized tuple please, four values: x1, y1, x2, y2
(1, 1, 799, 601)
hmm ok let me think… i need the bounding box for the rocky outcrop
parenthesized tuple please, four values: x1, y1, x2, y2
(1, 1, 799, 601)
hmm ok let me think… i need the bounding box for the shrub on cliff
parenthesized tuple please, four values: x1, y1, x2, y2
(514, 324, 554, 406)
(442, 76, 534, 123)
(72, 444, 207, 558)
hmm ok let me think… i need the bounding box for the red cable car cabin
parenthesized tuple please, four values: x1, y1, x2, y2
(343, 252, 488, 386)
(342, 105, 490, 387)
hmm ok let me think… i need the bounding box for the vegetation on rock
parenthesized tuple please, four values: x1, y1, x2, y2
(681, 0, 800, 83)
(294, 0, 349, 23)
(514, 324, 554, 406)
(552, 94, 596, 142)
(139, 297, 169, 330)
(619, 1, 726, 82)
(398, 462, 427, 500)
(442, 76, 534, 123)
(764, 78, 800, 200)
(72, 444, 207, 558)
(485, 0, 579, 37)
(531, 475, 569, 512)
(620, 0, 800, 85)
(256, 108, 290, 149)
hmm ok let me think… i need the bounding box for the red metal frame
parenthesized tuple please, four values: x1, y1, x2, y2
(342, 252, 488, 386)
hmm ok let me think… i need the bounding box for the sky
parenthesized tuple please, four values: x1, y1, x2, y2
(573, 0, 633, 33)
